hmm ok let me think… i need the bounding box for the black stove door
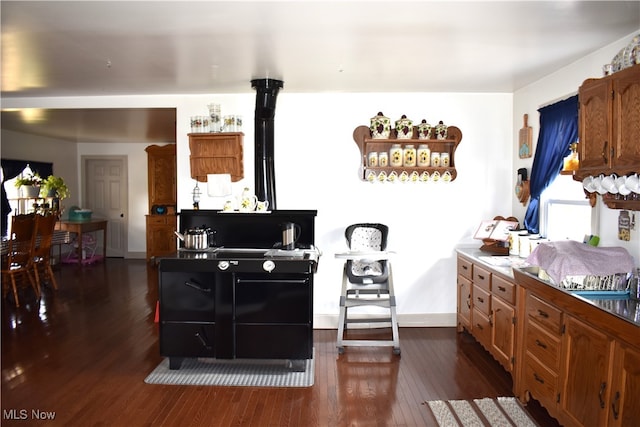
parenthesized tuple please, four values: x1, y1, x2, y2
(233, 273, 313, 359)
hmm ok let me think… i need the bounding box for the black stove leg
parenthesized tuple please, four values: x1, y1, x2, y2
(169, 357, 184, 370)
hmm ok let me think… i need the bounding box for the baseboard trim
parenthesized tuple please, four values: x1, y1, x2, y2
(313, 313, 456, 329)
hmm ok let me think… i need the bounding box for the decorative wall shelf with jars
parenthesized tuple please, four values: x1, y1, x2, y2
(353, 114, 462, 183)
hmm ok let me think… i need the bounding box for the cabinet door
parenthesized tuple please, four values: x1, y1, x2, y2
(612, 66, 640, 170)
(491, 296, 515, 372)
(457, 275, 472, 332)
(146, 215, 177, 259)
(560, 315, 614, 427)
(579, 78, 612, 172)
(608, 342, 640, 427)
(146, 144, 176, 208)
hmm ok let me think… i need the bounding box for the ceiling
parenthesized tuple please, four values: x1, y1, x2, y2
(1, 1, 639, 143)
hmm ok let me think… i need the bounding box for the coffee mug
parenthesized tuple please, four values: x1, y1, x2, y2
(601, 174, 618, 192)
(256, 200, 269, 212)
(626, 173, 640, 193)
(223, 200, 234, 211)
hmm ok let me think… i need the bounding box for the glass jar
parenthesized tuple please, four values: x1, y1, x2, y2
(403, 145, 416, 167)
(417, 144, 431, 167)
(390, 144, 403, 167)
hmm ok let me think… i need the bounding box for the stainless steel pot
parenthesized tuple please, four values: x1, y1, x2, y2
(174, 227, 213, 250)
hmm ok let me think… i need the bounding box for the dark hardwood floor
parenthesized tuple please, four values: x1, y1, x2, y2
(1, 259, 559, 426)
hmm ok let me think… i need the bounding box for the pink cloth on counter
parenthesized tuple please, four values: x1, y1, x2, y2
(526, 240, 635, 284)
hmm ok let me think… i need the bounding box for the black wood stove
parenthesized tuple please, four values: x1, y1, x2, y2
(158, 210, 319, 370)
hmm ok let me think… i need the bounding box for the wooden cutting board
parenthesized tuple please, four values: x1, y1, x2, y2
(518, 114, 532, 158)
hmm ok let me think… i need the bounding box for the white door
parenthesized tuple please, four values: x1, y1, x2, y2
(83, 157, 127, 257)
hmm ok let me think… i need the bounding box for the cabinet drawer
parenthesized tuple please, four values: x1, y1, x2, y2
(147, 215, 176, 226)
(160, 272, 215, 321)
(235, 324, 312, 359)
(473, 265, 491, 292)
(492, 275, 515, 305)
(160, 322, 216, 358)
(473, 285, 491, 316)
(526, 294, 562, 333)
(472, 308, 491, 349)
(234, 276, 311, 323)
(457, 257, 473, 280)
(526, 320, 561, 372)
(524, 354, 558, 408)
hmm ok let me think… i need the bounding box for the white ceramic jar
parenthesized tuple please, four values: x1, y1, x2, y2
(395, 115, 413, 139)
(417, 145, 431, 167)
(403, 145, 416, 167)
(390, 144, 403, 167)
(431, 152, 441, 167)
(370, 112, 391, 139)
(378, 152, 388, 167)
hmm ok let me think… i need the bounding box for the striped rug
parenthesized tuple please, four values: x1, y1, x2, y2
(144, 354, 314, 387)
(424, 397, 539, 427)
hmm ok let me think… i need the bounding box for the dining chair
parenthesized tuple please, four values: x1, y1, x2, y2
(1, 214, 38, 307)
(32, 214, 59, 292)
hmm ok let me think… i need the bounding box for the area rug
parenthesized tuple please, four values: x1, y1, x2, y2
(423, 397, 539, 427)
(144, 354, 314, 388)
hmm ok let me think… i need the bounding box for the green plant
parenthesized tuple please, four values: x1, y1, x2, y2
(14, 172, 42, 188)
(41, 175, 70, 199)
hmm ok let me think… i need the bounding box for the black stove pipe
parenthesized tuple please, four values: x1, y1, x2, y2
(251, 78, 284, 210)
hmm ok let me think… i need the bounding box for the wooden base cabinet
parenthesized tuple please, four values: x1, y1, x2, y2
(513, 268, 640, 427)
(456, 254, 517, 374)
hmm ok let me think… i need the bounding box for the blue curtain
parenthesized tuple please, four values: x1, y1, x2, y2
(523, 95, 578, 233)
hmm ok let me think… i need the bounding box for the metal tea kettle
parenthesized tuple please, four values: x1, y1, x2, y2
(174, 226, 215, 250)
(281, 222, 301, 250)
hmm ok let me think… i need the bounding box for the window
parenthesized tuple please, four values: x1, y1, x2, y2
(540, 174, 595, 241)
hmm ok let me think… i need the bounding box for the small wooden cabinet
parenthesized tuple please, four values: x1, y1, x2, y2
(456, 256, 473, 331)
(146, 214, 177, 261)
(188, 132, 244, 182)
(353, 125, 462, 181)
(145, 144, 177, 260)
(609, 342, 640, 426)
(575, 64, 640, 210)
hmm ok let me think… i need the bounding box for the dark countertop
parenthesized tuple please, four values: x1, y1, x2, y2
(456, 247, 640, 327)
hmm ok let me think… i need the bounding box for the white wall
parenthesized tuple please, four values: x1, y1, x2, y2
(513, 30, 640, 263)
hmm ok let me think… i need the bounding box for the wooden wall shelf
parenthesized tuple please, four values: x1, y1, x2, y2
(352, 125, 462, 182)
(188, 132, 244, 182)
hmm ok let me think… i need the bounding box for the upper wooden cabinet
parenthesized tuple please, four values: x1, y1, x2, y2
(145, 144, 176, 211)
(576, 64, 640, 180)
(188, 132, 244, 182)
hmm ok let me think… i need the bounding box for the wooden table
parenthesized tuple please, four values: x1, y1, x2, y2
(56, 219, 108, 263)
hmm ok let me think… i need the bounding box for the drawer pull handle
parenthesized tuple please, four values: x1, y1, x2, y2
(535, 339, 547, 349)
(477, 274, 485, 280)
(462, 265, 468, 270)
(466, 300, 471, 309)
(599, 382, 606, 409)
(195, 332, 212, 350)
(497, 286, 506, 292)
(184, 280, 211, 293)
(537, 309, 549, 318)
(477, 297, 484, 303)
(611, 391, 620, 420)
(476, 323, 483, 330)
(533, 373, 545, 384)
